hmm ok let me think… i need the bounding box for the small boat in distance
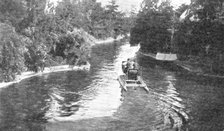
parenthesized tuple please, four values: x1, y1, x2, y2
(137, 51, 177, 61)
(117, 59, 149, 93)
(137, 21, 178, 62)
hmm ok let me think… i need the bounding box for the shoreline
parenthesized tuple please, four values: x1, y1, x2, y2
(94, 35, 125, 45)
(174, 60, 224, 79)
(0, 35, 126, 89)
(0, 62, 90, 89)
(137, 50, 224, 79)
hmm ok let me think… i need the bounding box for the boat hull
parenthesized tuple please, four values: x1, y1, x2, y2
(118, 75, 149, 93)
(136, 51, 181, 71)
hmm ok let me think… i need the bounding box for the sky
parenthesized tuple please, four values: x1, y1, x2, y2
(48, 0, 191, 14)
(97, 0, 191, 13)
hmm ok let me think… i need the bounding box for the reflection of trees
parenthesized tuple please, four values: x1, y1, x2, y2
(92, 42, 119, 64)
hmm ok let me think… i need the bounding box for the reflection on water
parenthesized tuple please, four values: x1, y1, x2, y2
(156, 74, 189, 130)
(0, 41, 141, 131)
(0, 41, 224, 131)
(45, 43, 140, 122)
(137, 56, 189, 130)
(174, 74, 224, 131)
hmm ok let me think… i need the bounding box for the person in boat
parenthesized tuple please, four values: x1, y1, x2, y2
(133, 59, 139, 70)
(122, 58, 131, 74)
(126, 58, 131, 68)
(122, 61, 127, 73)
(129, 59, 139, 80)
(122, 58, 138, 80)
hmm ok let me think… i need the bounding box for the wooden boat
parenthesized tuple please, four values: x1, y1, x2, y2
(118, 74, 149, 93)
(136, 51, 180, 71)
(137, 51, 177, 61)
(137, 24, 178, 62)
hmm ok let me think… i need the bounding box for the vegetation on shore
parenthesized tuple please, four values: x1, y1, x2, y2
(130, 0, 224, 75)
(0, 0, 133, 82)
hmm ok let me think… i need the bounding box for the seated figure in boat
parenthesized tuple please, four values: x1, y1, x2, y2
(122, 61, 127, 74)
(122, 59, 139, 80)
(122, 58, 132, 74)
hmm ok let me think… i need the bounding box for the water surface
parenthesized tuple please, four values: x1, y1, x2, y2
(0, 40, 224, 131)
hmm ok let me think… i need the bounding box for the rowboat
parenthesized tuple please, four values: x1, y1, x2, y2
(118, 74, 149, 93)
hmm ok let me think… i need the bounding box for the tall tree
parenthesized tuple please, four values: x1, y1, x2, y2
(174, 0, 224, 73)
(0, 23, 27, 81)
(130, 0, 173, 53)
(0, 0, 27, 27)
(104, 0, 125, 38)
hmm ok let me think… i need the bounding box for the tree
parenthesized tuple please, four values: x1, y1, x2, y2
(175, 0, 224, 55)
(0, 0, 129, 81)
(0, 23, 26, 81)
(0, 0, 27, 27)
(105, 0, 124, 38)
(130, 0, 174, 52)
(174, 0, 224, 73)
(105, 0, 119, 20)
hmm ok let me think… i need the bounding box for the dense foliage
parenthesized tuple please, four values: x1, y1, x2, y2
(130, 0, 174, 53)
(0, 0, 131, 82)
(0, 23, 27, 81)
(130, 0, 224, 74)
(176, 0, 224, 56)
(175, 0, 224, 73)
